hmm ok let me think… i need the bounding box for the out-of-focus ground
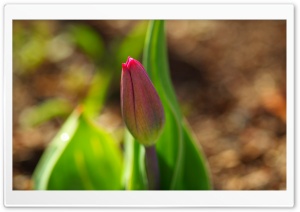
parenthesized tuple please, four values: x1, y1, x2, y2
(13, 20, 286, 190)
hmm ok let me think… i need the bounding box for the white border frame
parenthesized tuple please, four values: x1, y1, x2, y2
(3, 4, 294, 207)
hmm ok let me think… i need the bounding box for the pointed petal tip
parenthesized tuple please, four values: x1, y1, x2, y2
(126, 57, 142, 70)
(122, 63, 129, 72)
(123, 56, 134, 71)
(125, 56, 133, 66)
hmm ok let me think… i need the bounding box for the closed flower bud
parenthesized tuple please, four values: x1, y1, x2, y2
(121, 57, 164, 146)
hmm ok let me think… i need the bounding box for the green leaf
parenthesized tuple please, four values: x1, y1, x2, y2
(143, 20, 184, 189)
(19, 98, 72, 128)
(182, 122, 212, 189)
(143, 20, 211, 190)
(69, 24, 105, 62)
(33, 106, 123, 190)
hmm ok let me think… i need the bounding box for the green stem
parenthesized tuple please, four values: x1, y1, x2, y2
(145, 146, 160, 190)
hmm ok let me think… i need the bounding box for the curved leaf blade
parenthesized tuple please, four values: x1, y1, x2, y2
(143, 20, 211, 190)
(143, 20, 184, 190)
(33, 107, 123, 190)
(182, 122, 212, 189)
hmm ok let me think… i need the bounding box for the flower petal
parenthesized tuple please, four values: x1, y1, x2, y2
(121, 57, 164, 146)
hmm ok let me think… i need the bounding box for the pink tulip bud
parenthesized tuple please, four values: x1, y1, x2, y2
(121, 57, 164, 146)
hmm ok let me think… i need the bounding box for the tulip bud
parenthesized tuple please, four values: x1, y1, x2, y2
(121, 57, 164, 146)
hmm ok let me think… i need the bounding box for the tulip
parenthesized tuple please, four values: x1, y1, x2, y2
(121, 56, 164, 146)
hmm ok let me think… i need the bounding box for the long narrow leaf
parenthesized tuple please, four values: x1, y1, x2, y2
(143, 20, 211, 190)
(143, 20, 184, 189)
(182, 121, 212, 189)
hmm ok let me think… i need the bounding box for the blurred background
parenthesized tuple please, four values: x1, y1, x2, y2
(13, 20, 286, 190)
